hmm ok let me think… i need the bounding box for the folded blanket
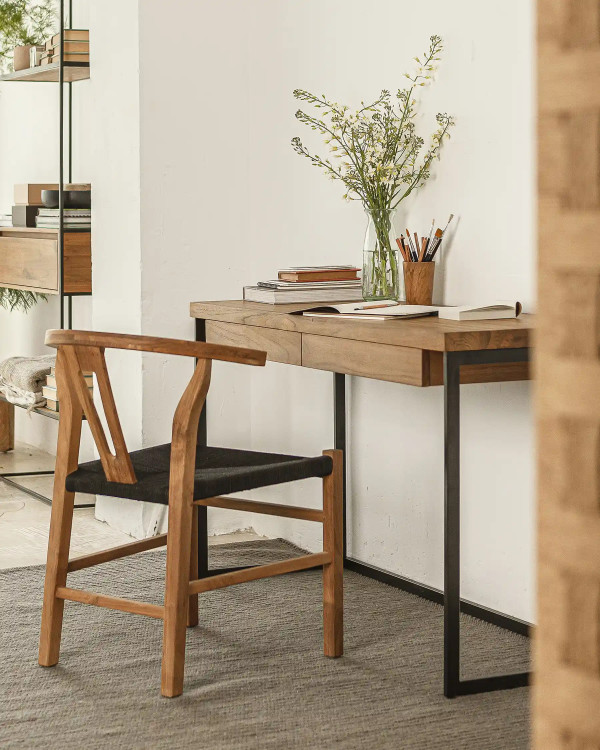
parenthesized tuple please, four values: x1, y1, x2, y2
(0, 354, 55, 407)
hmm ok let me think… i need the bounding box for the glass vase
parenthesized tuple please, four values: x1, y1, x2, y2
(361, 207, 402, 301)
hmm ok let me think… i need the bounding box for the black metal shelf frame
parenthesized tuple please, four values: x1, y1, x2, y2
(0, 0, 93, 508)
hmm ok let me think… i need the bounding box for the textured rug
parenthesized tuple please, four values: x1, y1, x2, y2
(0, 539, 530, 749)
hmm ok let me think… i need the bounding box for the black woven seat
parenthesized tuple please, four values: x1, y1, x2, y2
(66, 444, 334, 504)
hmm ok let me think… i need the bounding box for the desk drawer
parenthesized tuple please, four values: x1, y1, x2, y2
(302, 334, 428, 386)
(205, 321, 302, 365)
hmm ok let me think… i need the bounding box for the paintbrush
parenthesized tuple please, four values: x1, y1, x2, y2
(441, 213, 454, 235)
(414, 232, 421, 259)
(425, 219, 435, 258)
(425, 228, 443, 261)
(396, 237, 408, 261)
(405, 229, 416, 261)
(428, 214, 455, 261)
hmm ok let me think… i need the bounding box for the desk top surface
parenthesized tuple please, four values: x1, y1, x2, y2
(190, 300, 534, 352)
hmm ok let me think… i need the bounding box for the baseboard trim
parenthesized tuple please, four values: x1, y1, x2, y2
(344, 557, 531, 638)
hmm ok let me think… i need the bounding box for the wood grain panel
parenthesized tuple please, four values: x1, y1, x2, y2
(302, 334, 427, 386)
(205, 320, 300, 365)
(427, 352, 530, 386)
(191, 300, 533, 353)
(0, 236, 57, 291)
(536, 1, 600, 746)
(63, 232, 92, 293)
(0, 399, 14, 452)
(0, 230, 91, 294)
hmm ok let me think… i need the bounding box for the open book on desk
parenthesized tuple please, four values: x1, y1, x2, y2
(297, 301, 522, 322)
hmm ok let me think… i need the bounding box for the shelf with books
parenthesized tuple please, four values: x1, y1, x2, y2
(0, 60, 89, 83)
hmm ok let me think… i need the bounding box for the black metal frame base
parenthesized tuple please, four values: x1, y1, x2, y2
(195, 318, 532, 698)
(0, 470, 94, 509)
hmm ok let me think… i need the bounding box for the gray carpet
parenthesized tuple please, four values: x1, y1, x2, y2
(0, 539, 530, 749)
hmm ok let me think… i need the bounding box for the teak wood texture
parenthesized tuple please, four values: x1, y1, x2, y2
(39, 330, 343, 698)
(536, 2, 600, 748)
(0, 229, 91, 294)
(193, 300, 533, 386)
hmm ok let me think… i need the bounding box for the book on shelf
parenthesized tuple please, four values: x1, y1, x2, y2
(243, 285, 363, 305)
(36, 223, 91, 229)
(278, 266, 361, 283)
(43, 384, 91, 401)
(38, 208, 91, 216)
(44, 398, 59, 412)
(46, 373, 92, 388)
(50, 29, 90, 46)
(0, 214, 12, 227)
(48, 53, 90, 64)
(49, 366, 93, 379)
(49, 41, 90, 54)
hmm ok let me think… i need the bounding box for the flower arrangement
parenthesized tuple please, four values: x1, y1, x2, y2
(291, 35, 454, 299)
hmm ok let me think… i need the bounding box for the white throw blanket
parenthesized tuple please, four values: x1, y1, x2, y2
(0, 355, 55, 407)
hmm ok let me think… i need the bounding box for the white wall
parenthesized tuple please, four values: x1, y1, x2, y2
(129, 0, 536, 621)
(0, 2, 92, 454)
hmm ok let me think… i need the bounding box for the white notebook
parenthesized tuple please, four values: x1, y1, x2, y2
(437, 301, 522, 321)
(298, 300, 522, 322)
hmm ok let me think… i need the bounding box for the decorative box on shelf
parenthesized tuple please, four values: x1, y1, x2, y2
(0, 227, 91, 294)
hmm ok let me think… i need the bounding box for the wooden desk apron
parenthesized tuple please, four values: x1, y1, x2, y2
(189, 301, 533, 386)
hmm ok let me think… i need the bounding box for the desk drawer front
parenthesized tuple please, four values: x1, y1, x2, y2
(205, 321, 302, 365)
(302, 334, 427, 386)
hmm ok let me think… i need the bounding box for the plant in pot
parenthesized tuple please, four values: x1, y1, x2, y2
(0, 0, 57, 73)
(292, 35, 454, 301)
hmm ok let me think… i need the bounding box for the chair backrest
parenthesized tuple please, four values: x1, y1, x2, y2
(45, 330, 266, 486)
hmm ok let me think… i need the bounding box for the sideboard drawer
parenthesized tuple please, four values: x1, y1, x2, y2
(0, 230, 91, 294)
(205, 321, 302, 365)
(302, 333, 429, 386)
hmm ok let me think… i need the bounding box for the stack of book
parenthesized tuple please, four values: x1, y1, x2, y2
(244, 266, 363, 304)
(36, 208, 91, 230)
(42, 366, 93, 412)
(0, 213, 12, 228)
(41, 29, 89, 66)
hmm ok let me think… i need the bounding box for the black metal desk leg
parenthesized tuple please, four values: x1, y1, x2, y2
(443, 347, 531, 698)
(443, 352, 461, 698)
(334, 373, 347, 559)
(195, 318, 209, 578)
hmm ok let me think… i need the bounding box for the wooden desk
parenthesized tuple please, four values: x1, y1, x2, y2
(190, 300, 534, 698)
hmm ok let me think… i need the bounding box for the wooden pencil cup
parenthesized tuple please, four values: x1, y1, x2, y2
(403, 262, 435, 305)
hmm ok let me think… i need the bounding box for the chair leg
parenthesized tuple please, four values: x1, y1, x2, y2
(161, 494, 194, 697)
(187, 505, 199, 628)
(0, 400, 14, 452)
(322, 449, 343, 658)
(39, 486, 75, 666)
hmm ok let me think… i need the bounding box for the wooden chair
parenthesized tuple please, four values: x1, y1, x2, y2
(38, 329, 343, 698)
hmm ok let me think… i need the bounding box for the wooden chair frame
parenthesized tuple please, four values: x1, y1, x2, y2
(38, 329, 343, 698)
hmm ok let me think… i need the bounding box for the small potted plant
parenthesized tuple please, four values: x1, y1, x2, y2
(0, 0, 57, 72)
(292, 35, 454, 301)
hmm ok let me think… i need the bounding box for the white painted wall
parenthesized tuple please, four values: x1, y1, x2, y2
(129, 0, 536, 621)
(0, 1, 92, 454)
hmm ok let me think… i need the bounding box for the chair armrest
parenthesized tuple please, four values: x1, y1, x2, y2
(45, 329, 266, 367)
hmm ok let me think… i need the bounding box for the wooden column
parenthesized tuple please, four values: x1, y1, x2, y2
(536, 1, 600, 747)
(0, 400, 14, 452)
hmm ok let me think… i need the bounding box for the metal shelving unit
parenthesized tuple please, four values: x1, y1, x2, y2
(0, 0, 92, 507)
